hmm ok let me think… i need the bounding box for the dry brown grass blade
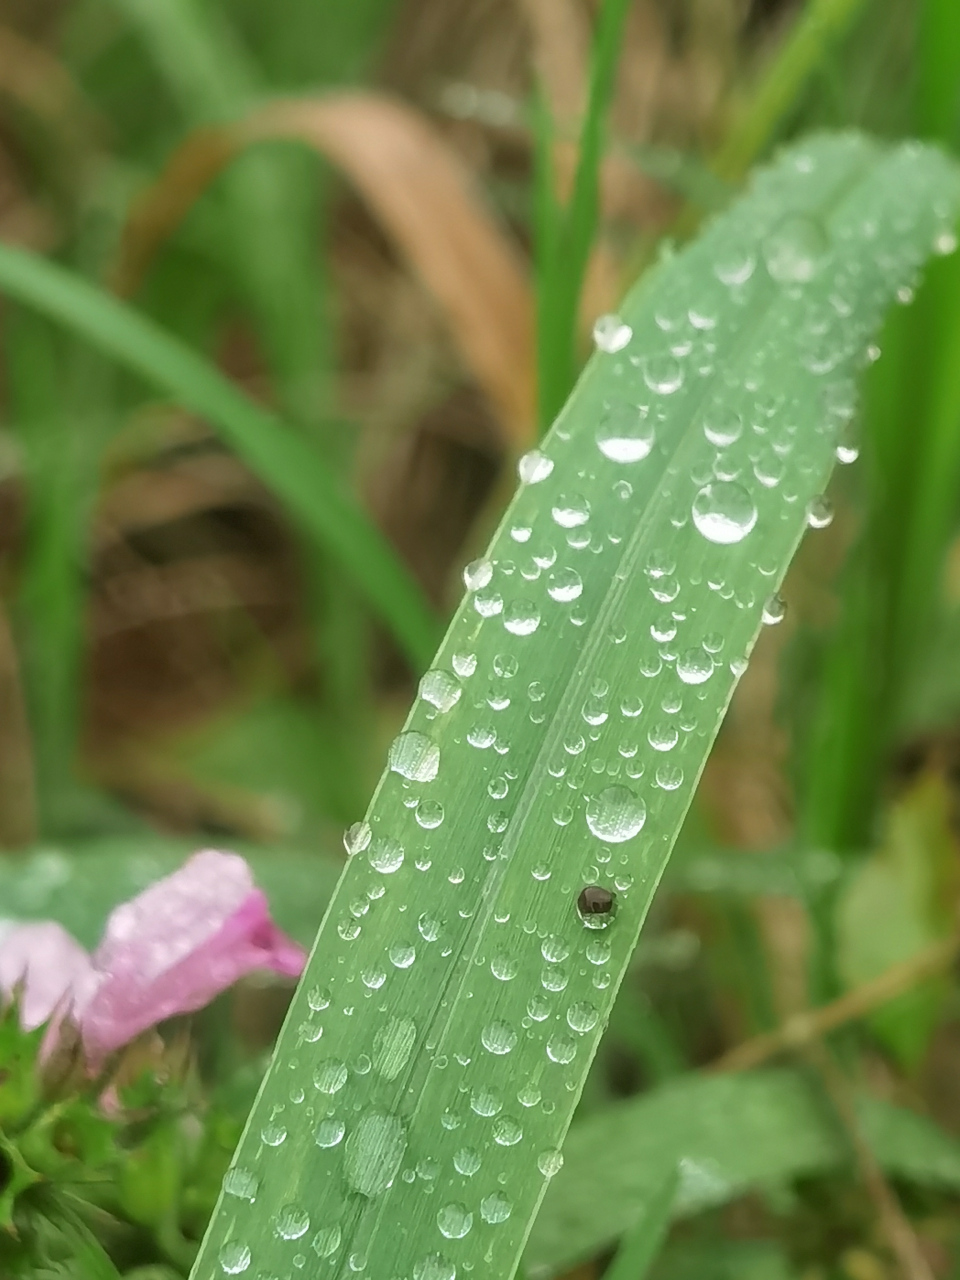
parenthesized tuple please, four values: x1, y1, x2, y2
(115, 93, 535, 446)
(0, 23, 102, 156)
(516, 0, 589, 133)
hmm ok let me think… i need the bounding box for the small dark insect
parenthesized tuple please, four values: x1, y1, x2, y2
(577, 885, 616, 919)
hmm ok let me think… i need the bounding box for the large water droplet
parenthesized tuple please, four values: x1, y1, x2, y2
(223, 1167, 259, 1202)
(389, 942, 417, 969)
(593, 312, 632, 352)
(763, 214, 828, 283)
(481, 1020, 518, 1055)
(585, 785, 646, 843)
(491, 951, 518, 981)
(691, 481, 757, 544)
(437, 1203, 473, 1239)
(596, 405, 655, 462)
(373, 1016, 417, 1081)
(389, 731, 440, 782)
(470, 1086, 502, 1117)
(420, 669, 462, 713)
(219, 1242, 251, 1274)
(416, 799, 445, 829)
(517, 449, 554, 484)
(344, 1111, 407, 1197)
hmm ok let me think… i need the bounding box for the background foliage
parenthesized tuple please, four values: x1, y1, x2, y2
(2, 1, 960, 1278)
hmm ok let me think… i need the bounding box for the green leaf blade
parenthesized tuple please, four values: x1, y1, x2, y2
(0, 244, 439, 670)
(188, 134, 960, 1280)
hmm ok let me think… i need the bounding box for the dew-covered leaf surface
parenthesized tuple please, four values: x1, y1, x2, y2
(527, 1066, 960, 1275)
(189, 134, 960, 1280)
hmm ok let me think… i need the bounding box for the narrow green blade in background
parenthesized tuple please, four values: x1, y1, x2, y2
(0, 244, 439, 671)
(187, 136, 960, 1280)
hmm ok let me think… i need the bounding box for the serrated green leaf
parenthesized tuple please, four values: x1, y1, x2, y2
(527, 1067, 960, 1276)
(188, 134, 960, 1280)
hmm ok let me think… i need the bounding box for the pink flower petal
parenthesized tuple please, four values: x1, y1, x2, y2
(81, 850, 306, 1061)
(0, 923, 97, 1032)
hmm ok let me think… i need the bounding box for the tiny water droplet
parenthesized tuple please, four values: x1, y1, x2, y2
(504, 600, 541, 636)
(566, 1001, 600, 1033)
(552, 494, 591, 528)
(452, 652, 477, 678)
(762, 594, 787, 626)
(763, 214, 828, 283)
(414, 1254, 457, 1280)
(643, 354, 683, 395)
(389, 942, 416, 969)
(585, 785, 646, 843)
(703, 405, 743, 447)
(343, 822, 371, 856)
(493, 1115, 523, 1146)
(463, 558, 493, 591)
(596, 405, 655, 462)
(416, 799, 445, 829)
(547, 1034, 577, 1064)
(454, 1146, 482, 1176)
(312, 1225, 342, 1258)
(538, 1149, 564, 1177)
(518, 449, 554, 484)
(368, 836, 404, 874)
(275, 1204, 310, 1241)
(593, 312, 632, 353)
(480, 1192, 513, 1225)
(219, 1242, 251, 1274)
(261, 1123, 287, 1146)
(313, 1060, 348, 1095)
(315, 1118, 346, 1148)
(373, 1017, 417, 1081)
(481, 1020, 518, 1055)
(420, 669, 462, 712)
(692, 481, 757, 544)
(223, 1167, 259, 1202)
(389, 731, 440, 782)
(437, 1203, 473, 1239)
(676, 648, 714, 685)
(806, 496, 833, 529)
(547, 566, 583, 602)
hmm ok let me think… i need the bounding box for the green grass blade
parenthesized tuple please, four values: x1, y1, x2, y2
(188, 134, 960, 1280)
(537, 0, 634, 429)
(602, 1165, 678, 1280)
(714, 0, 874, 181)
(527, 1067, 960, 1276)
(918, 0, 960, 146)
(0, 244, 438, 670)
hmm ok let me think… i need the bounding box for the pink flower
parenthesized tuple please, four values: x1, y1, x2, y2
(0, 851, 306, 1066)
